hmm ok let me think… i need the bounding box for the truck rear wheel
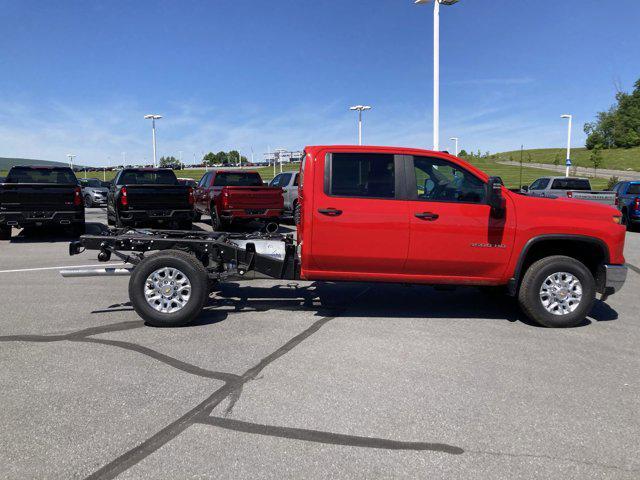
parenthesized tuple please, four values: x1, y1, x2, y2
(128, 250, 209, 327)
(0, 225, 11, 240)
(518, 255, 595, 328)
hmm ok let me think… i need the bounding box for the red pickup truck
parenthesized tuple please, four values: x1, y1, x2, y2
(66, 145, 628, 329)
(193, 170, 283, 232)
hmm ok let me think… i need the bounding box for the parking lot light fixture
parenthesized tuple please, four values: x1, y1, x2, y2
(67, 154, 76, 169)
(450, 137, 459, 156)
(144, 114, 163, 167)
(561, 114, 573, 178)
(414, 0, 460, 151)
(349, 105, 372, 145)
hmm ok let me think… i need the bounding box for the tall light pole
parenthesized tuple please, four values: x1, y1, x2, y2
(349, 105, 372, 145)
(144, 114, 162, 167)
(415, 0, 459, 151)
(561, 114, 573, 178)
(67, 154, 76, 169)
(450, 137, 459, 156)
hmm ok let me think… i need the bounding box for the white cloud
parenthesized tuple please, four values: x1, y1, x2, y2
(0, 94, 585, 166)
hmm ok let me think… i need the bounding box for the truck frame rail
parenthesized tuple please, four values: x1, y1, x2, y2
(68, 228, 300, 281)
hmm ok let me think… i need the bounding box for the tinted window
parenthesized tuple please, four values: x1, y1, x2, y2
(551, 178, 590, 190)
(628, 184, 640, 195)
(6, 167, 78, 184)
(293, 173, 299, 186)
(269, 174, 282, 187)
(328, 153, 395, 198)
(117, 170, 178, 185)
(413, 156, 485, 203)
(530, 178, 550, 190)
(279, 173, 292, 187)
(81, 179, 102, 187)
(213, 172, 263, 187)
(198, 172, 211, 187)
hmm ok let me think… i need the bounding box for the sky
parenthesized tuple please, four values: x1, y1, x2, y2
(1, 0, 639, 166)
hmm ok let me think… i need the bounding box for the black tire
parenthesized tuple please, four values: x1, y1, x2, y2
(210, 207, 221, 231)
(128, 250, 209, 327)
(518, 255, 595, 328)
(178, 220, 193, 231)
(107, 214, 114, 226)
(193, 211, 202, 222)
(71, 222, 86, 237)
(84, 195, 94, 208)
(0, 225, 11, 240)
(293, 202, 300, 226)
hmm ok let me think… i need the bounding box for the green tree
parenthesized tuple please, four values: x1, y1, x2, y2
(606, 176, 619, 190)
(458, 149, 468, 157)
(590, 147, 603, 177)
(228, 150, 241, 165)
(215, 151, 228, 164)
(553, 152, 560, 170)
(584, 78, 640, 149)
(159, 156, 178, 167)
(526, 152, 533, 163)
(202, 152, 216, 166)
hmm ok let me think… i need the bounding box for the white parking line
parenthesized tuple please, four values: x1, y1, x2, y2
(0, 263, 126, 274)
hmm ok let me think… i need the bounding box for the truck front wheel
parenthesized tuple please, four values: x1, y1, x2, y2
(128, 250, 209, 327)
(518, 255, 595, 328)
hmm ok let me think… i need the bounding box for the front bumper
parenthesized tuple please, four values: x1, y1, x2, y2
(597, 264, 628, 297)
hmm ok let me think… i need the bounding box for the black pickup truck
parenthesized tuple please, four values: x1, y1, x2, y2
(106, 168, 194, 229)
(0, 166, 85, 240)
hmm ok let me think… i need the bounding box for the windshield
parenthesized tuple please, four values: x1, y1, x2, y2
(6, 167, 78, 184)
(551, 178, 591, 190)
(81, 179, 103, 188)
(213, 172, 263, 187)
(117, 170, 178, 185)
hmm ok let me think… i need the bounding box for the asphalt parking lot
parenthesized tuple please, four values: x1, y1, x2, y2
(1, 207, 639, 479)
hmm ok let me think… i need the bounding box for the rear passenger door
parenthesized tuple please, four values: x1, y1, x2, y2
(309, 152, 409, 275)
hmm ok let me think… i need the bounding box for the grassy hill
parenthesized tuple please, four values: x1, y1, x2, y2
(495, 147, 640, 172)
(2, 158, 610, 190)
(0, 156, 79, 171)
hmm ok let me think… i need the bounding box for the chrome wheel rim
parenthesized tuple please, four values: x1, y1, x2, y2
(144, 267, 192, 313)
(539, 272, 582, 316)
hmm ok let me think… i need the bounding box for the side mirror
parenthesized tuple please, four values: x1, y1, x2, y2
(521, 185, 529, 193)
(486, 176, 506, 217)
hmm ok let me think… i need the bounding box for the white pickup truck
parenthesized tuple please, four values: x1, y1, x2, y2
(523, 177, 617, 206)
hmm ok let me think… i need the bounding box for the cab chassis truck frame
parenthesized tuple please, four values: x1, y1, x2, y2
(64, 229, 300, 327)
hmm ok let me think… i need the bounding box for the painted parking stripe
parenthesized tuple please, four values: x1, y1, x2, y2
(0, 263, 126, 274)
(627, 263, 640, 275)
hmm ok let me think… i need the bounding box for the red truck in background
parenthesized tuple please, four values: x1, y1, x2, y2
(67, 145, 628, 329)
(193, 170, 283, 232)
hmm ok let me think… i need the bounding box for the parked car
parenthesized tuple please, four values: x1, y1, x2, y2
(79, 178, 109, 207)
(177, 178, 197, 188)
(106, 168, 194, 230)
(269, 171, 300, 222)
(193, 170, 283, 232)
(68, 145, 627, 329)
(612, 180, 640, 230)
(0, 166, 84, 239)
(523, 177, 616, 205)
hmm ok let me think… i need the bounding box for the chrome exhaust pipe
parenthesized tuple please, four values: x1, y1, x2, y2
(60, 220, 71, 225)
(265, 222, 279, 234)
(60, 267, 132, 278)
(6, 221, 18, 226)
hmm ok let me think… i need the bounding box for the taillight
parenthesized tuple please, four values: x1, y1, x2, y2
(120, 186, 128, 207)
(73, 186, 82, 206)
(635, 197, 640, 211)
(187, 186, 194, 205)
(221, 190, 230, 209)
(566, 191, 573, 198)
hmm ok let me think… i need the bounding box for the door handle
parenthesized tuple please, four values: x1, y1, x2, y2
(415, 212, 439, 221)
(318, 208, 343, 216)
